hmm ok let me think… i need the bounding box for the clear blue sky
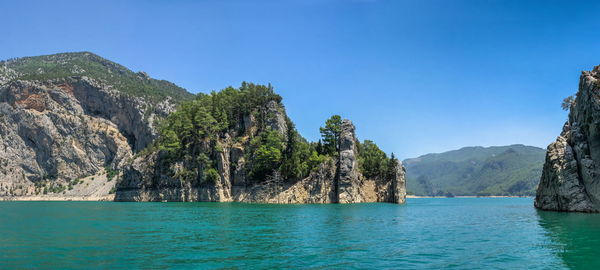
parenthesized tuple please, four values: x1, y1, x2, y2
(2, 0, 599, 159)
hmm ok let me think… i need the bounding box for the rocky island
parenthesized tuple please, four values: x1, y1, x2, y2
(535, 65, 600, 212)
(0, 52, 405, 204)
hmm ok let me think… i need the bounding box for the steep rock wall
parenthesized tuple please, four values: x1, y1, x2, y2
(0, 77, 173, 198)
(115, 117, 407, 204)
(535, 66, 600, 212)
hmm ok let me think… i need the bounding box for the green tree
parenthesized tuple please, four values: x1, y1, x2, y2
(308, 151, 326, 171)
(204, 168, 220, 183)
(319, 115, 342, 156)
(359, 140, 389, 179)
(248, 129, 285, 180)
(561, 95, 575, 111)
(316, 139, 324, 155)
(281, 131, 311, 179)
(154, 83, 392, 185)
(192, 105, 217, 139)
(386, 152, 398, 178)
(159, 129, 180, 152)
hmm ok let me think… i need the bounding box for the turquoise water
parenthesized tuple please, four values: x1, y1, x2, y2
(1, 198, 599, 269)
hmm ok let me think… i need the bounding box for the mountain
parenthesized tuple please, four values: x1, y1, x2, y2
(0, 52, 193, 200)
(404, 145, 545, 196)
(0, 52, 405, 203)
(536, 65, 600, 212)
(0, 52, 193, 102)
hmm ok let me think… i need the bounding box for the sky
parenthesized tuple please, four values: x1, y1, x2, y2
(1, 0, 600, 159)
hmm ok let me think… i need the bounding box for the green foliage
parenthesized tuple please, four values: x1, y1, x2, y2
(105, 167, 118, 182)
(562, 95, 575, 111)
(159, 129, 180, 152)
(247, 129, 284, 180)
(319, 115, 342, 156)
(42, 183, 66, 194)
(404, 145, 546, 196)
(308, 151, 328, 171)
(156, 82, 299, 182)
(358, 140, 395, 179)
(155, 85, 391, 184)
(157, 82, 282, 156)
(204, 168, 220, 183)
(281, 121, 325, 179)
(2, 53, 398, 186)
(1, 52, 193, 102)
(174, 167, 196, 182)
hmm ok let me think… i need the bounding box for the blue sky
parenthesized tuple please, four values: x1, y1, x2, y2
(2, 0, 599, 159)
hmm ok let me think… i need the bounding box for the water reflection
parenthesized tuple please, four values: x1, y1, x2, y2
(536, 210, 600, 269)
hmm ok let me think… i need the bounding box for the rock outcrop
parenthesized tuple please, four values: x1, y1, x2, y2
(0, 52, 183, 199)
(535, 66, 600, 212)
(337, 120, 361, 203)
(115, 118, 406, 204)
(0, 52, 406, 204)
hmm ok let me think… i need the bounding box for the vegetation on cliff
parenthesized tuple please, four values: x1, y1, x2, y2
(152, 82, 396, 183)
(0, 52, 193, 102)
(0, 52, 401, 200)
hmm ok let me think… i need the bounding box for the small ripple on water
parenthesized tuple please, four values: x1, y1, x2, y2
(0, 198, 586, 269)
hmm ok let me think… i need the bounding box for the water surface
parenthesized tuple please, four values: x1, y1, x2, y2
(1, 198, 599, 269)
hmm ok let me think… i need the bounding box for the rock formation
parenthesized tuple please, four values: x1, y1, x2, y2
(115, 118, 406, 203)
(0, 52, 186, 200)
(535, 66, 600, 212)
(0, 52, 406, 204)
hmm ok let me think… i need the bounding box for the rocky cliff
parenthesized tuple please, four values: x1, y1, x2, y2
(0, 52, 405, 204)
(0, 52, 189, 200)
(115, 118, 406, 203)
(535, 66, 600, 212)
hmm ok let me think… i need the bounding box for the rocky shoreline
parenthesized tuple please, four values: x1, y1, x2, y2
(115, 120, 407, 204)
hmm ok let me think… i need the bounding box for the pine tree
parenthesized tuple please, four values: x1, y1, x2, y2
(316, 139, 323, 155)
(319, 115, 342, 156)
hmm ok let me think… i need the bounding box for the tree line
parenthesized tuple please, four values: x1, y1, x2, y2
(155, 82, 397, 183)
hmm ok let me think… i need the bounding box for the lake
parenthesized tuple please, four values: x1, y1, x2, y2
(1, 198, 599, 269)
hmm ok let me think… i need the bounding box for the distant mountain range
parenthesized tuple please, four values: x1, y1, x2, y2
(404, 144, 545, 196)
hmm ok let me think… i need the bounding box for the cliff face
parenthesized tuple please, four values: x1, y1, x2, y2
(535, 66, 600, 212)
(0, 53, 184, 199)
(115, 117, 406, 204)
(0, 52, 406, 204)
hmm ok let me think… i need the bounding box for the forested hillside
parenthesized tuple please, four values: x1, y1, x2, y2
(404, 145, 545, 196)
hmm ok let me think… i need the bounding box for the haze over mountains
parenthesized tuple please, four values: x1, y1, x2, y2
(404, 145, 546, 196)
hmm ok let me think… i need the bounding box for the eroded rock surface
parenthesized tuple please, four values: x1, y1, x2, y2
(0, 77, 173, 198)
(1, 52, 406, 204)
(535, 66, 600, 212)
(116, 117, 406, 204)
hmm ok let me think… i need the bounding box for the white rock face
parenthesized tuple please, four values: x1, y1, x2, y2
(0, 78, 171, 198)
(536, 66, 600, 212)
(115, 117, 407, 204)
(337, 119, 362, 203)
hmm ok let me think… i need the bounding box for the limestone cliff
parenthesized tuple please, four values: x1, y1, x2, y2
(0, 52, 188, 199)
(0, 52, 406, 204)
(115, 118, 406, 203)
(535, 66, 600, 212)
